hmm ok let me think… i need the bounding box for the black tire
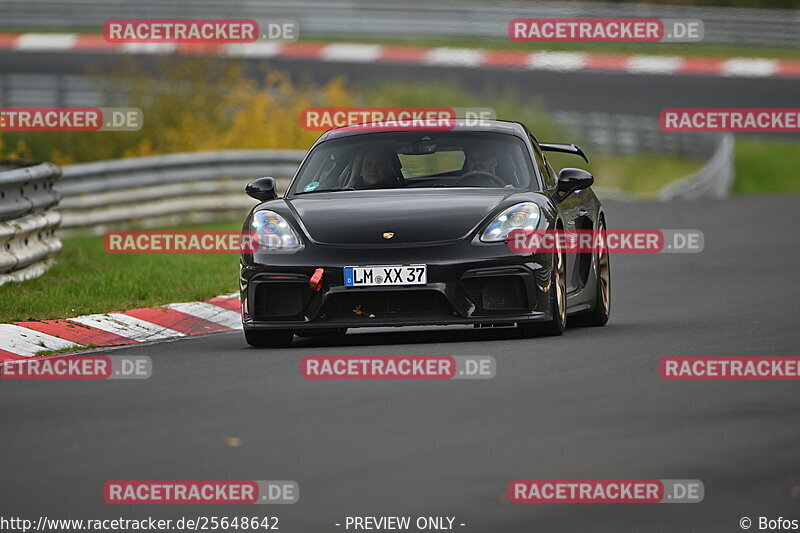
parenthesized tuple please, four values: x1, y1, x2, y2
(519, 242, 566, 338)
(569, 217, 611, 327)
(244, 329, 294, 348)
(294, 328, 348, 338)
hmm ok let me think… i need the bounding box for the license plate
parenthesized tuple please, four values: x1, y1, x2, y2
(344, 265, 427, 287)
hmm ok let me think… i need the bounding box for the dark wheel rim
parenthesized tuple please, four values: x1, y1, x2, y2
(597, 221, 611, 313)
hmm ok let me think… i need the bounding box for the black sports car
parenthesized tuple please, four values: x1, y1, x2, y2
(239, 119, 610, 347)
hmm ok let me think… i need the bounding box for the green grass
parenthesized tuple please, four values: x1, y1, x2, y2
(0, 222, 242, 323)
(732, 138, 800, 194)
(550, 137, 800, 196)
(547, 152, 705, 194)
(33, 345, 98, 357)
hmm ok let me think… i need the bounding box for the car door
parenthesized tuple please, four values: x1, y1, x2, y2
(531, 141, 580, 293)
(547, 153, 598, 294)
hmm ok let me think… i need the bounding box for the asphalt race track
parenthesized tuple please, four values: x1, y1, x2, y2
(2, 195, 799, 532)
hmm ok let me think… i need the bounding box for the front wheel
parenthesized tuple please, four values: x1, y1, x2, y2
(519, 245, 566, 338)
(569, 218, 611, 327)
(244, 329, 294, 348)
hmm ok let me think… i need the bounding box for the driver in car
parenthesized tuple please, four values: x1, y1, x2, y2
(465, 148, 499, 174)
(353, 148, 400, 190)
(462, 146, 513, 187)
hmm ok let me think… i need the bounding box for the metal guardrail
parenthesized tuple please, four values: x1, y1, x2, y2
(0, 0, 797, 47)
(0, 74, 119, 109)
(553, 112, 721, 158)
(658, 133, 734, 200)
(0, 160, 62, 286)
(553, 112, 735, 200)
(57, 150, 304, 231)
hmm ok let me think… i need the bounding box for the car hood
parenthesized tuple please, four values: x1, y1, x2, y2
(287, 189, 519, 245)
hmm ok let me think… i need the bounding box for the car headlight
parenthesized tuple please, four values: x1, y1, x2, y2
(480, 202, 541, 243)
(251, 210, 304, 253)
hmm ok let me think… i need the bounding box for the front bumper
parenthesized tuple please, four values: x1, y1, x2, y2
(240, 241, 554, 330)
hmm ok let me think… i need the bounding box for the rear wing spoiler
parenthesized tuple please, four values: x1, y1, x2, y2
(539, 142, 589, 163)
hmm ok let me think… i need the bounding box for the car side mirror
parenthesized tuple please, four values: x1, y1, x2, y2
(246, 177, 278, 201)
(557, 168, 594, 198)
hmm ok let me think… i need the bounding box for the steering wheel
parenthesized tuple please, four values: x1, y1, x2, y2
(453, 170, 506, 188)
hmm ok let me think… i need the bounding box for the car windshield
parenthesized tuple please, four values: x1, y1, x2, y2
(290, 131, 537, 194)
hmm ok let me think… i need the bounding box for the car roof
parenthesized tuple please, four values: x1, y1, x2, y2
(318, 119, 529, 142)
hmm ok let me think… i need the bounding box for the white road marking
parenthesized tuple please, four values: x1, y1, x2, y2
(69, 313, 185, 341)
(168, 302, 242, 330)
(15, 33, 78, 50)
(424, 47, 485, 67)
(225, 42, 283, 57)
(626, 55, 682, 74)
(722, 58, 778, 78)
(321, 43, 382, 62)
(118, 42, 178, 54)
(528, 52, 587, 71)
(0, 324, 79, 355)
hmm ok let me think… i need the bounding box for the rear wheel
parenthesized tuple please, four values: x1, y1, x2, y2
(519, 243, 566, 338)
(569, 217, 611, 327)
(244, 329, 294, 348)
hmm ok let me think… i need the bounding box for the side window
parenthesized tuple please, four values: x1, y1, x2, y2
(545, 159, 559, 185)
(531, 141, 556, 188)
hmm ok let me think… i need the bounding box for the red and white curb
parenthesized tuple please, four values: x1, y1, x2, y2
(2, 33, 799, 79)
(0, 294, 241, 361)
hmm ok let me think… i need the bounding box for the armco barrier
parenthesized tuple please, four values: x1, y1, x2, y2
(553, 112, 721, 159)
(0, 160, 62, 286)
(658, 133, 734, 200)
(0, 0, 797, 47)
(554, 112, 735, 201)
(56, 150, 305, 231)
